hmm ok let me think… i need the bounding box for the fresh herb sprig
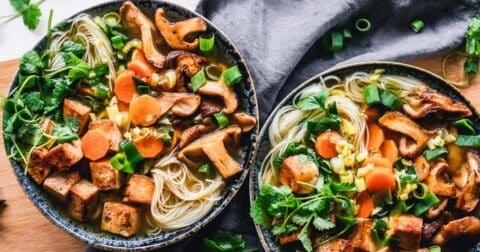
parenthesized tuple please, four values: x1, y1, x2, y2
(1, 0, 45, 30)
(203, 231, 257, 252)
(465, 17, 480, 74)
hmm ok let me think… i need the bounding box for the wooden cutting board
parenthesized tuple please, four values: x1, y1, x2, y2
(1, 56, 480, 251)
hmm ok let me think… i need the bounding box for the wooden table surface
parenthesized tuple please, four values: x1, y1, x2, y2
(1, 55, 480, 251)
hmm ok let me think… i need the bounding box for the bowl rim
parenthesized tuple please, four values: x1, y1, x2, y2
(248, 60, 480, 252)
(2, 0, 260, 250)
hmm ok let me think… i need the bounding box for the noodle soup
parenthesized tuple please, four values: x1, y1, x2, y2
(3, 1, 257, 238)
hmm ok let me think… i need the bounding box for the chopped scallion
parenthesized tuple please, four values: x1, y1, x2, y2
(198, 164, 216, 178)
(111, 35, 124, 50)
(380, 89, 403, 110)
(223, 65, 242, 85)
(342, 28, 352, 39)
(363, 84, 381, 105)
(199, 33, 215, 53)
(411, 19, 425, 33)
(429, 246, 441, 252)
(136, 85, 150, 95)
(205, 64, 222, 81)
(355, 18, 371, 32)
(412, 191, 439, 216)
(456, 135, 480, 147)
(423, 147, 448, 161)
(214, 112, 229, 129)
(119, 139, 144, 164)
(453, 118, 476, 135)
(413, 183, 428, 199)
(103, 12, 121, 27)
(92, 84, 110, 99)
(321, 31, 344, 52)
(191, 69, 207, 92)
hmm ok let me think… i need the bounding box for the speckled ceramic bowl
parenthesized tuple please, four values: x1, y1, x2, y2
(249, 61, 480, 252)
(3, 0, 259, 250)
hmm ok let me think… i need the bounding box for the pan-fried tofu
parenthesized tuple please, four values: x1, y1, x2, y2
(123, 174, 155, 205)
(63, 99, 91, 133)
(27, 148, 51, 184)
(349, 218, 374, 251)
(101, 202, 139, 237)
(44, 140, 83, 171)
(43, 171, 81, 201)
(279, 154, 319, 194)
(315, 238, 349, 252)
(68, 179, 99, 221)
(90, 159, 123, 190)
(387, 214, 423, 250)
(89, 119, 123, 151)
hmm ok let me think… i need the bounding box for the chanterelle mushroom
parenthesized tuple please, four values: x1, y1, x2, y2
(155, 9, 207, 51)
(426, 160, 456, 197)
(120, 1, 165, 68)
(433, 216, 480, 245)
(157, 92, 201, 117)
(166, 51, 206, 91)
(232, 113, 257, 132)
(177, 126, 242, 178)
(402, 86, 472, 119)
(378, 112, 429, 158)
(198, 80, 238, 114)
(178, 121, 216, 149)
(456, 151, 480, 212)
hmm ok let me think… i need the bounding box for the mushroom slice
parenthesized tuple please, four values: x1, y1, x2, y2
(166, 51, 206, 91)
(456, 151, 480, 212)
(433, 216, 480, 245)
(378, 112, 429, 158)
(155, 9, 207, 51)
(426, 160, 456, 197)
(178, 122, 216, 149)
(232, 113, 257, 132)
(177, 126, 242, 178)
(198, 80, 238, 114)
(120, 1, 165, 68)
(157, 92, 201, 117)
(425, 197, 448, 219)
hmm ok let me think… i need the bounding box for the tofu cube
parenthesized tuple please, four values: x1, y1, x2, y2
(63, 99, 91, 133)
(279, 154, 319, 194)
(315, 238, 349, 252)
(68, 179, 99, 221)
(90, 159, 123, 190)
(101, 202, 139, 237)
(123, 174, 155, 205)
(43, 171, 81, 201)
(27, 148, 51, 184)
(44, 140, 83, 171)
(349, 218, 374, 251)
(387, 214, 423, 250)
(89, 119, 123, 152)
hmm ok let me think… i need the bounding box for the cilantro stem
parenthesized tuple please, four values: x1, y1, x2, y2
(43, 66, 73, 78)
(46, 9, 53, 48)
(13, 75, 41, 123)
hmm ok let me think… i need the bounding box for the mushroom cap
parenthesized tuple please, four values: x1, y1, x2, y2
(198, 80, 238, 114)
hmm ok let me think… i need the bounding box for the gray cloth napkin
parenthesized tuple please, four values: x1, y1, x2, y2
(89, 1, 479, 251)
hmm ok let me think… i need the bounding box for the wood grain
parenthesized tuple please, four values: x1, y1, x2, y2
(0, 55, 479, 251)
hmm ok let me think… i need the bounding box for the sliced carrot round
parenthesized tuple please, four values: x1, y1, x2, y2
(365, 106, 380, 122)
(367, 123, 385, 152)
(81, 129, 110, 161)
(133, 135, 164, 158)
(114, 71, 137, 103)
(365, 167, 396, 192)
(356, 191, 374, 217)
(363, 156, 393, 169)
(315, 131, 342, 159)
(128, 60, 154, 78)
(381, 139, 398, 165)
(129, 95, 162, 126)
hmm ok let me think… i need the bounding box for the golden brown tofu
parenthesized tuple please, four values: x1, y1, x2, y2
(315, 238, 349, 252)
(122, 174, 155, 205)
(387, 214, 423, 250)
(63, 99, 91, 133)
(279, 154, 319, 194)
(279, 231, 299, 245)
(68, 179, 99, 221)
(349, 218, 374, 251)
(89, 119, 123, 152)
(44, 140, 83, 171)
(43, 171, 81, 201)
(27, 148, 51, 184)
(40, 118, 55, 134)
(101, 202, 139, 237)
(90, 159, 123, 190)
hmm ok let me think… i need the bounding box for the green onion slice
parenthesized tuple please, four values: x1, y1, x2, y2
(411, 19, 425, 33)
(191, 69, 207, 92)
(205, 64, 222, 81)
(111, 35, 125, 50)
(413, 183, 429, 199)
(110, 153, 135, 174)
(412, 192, 439, 216)
(119, 139, 144, 164)
(103, 12, 121, 27)
(453, 118, 476, 135)
(92, 83, 110, 99)
(456, 135, 480, 147)
(355, 18, 371, 32)
(363, 84, 381, 105)
(214, 112, 229, 129)
(342, 28, 352, 39)
(380, 89, 403, 110)
(423, 147, 448, 161)
(429, 246, 441, 252)
(223, 65, 242, 85)
(198, 164, 216, 178)
(199, 33, 215, 53)
(321, 31, 344, 52)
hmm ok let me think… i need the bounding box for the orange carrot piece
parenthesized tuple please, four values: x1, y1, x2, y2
(114, 71, 137, 103)
(81, 129, 110, 161)
(414, 156, 430, 182)
(131, 49, 156, 72)
(356, 191, 374, 218)
(365, 167, 396, 192)
(118, 101, 129, 112)
(128, 95, 162, 126)
(380, 139, 399, 165)
(363, 156, 393, 169)
(127, 60, 154, 79)
(79, 85, 94, 96)
(133, 135, 164, 158)
(367, 123, 385, 152)
(365, 106, 380, 122)
(315, 131, 342, 159)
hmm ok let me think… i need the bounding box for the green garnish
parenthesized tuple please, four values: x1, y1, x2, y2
(453, 118, 476, 135)
(273, 142, 331, 174)
(205, 64, 222, 81)
(198, 164, 216, 179)
(380, 89, 403, 110)
(411, 19, 425, 33)
(223, 65, 243, 86)
(203, 231, 257, 252)
(363, 84, 381, 105)
(455, 134, 480, 147)
(191, 69, 207, 92)
(423, 147, 448, 161)
(412, 191, 439, 216)
(1, 0, 45, 31)
(214, 112, 229, 129)
(92, 83, 110, 99)
(355, 18, 371, 32)
(465, 17, 480, 74)
(119, 139, 144, 164)
(296, 89, 330, 111)
(199, 33, 216, 53)
(342, 28, 352, 39)
(51, 116, 80, 144)
(371, 219, 388, 243)
(321, 31, 344, 52)
(111, 35, 125, 50)
(429, 246, 441, 252)
(110, 153, 134, 174)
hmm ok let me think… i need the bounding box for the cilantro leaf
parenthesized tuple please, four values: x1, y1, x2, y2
(10, 0, 29, 12)
(271, 223, 297, 236)
(296, 89, 330, 110)
(19, 50, 44, 75)
(51, 116, 79, 143)
(203, 231, 257, 252)
(61, 40, 87, 58)
(20, 91, 44, 113)
(22, 3, 41, 30)
(249, 197, 270, 227)
(312, 216, 335, 231)
(298, 226, 313, 252)
(465, 57, 479, 74)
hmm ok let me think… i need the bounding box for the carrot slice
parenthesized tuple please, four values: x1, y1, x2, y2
(356, 191, 374, 218)
(380, 139, 399, 165)
(118, 101, 129, 112)
(365, 167, 396, 192)
(131, 49, 156, 74)
(363, 156, 393, 169)
(414, 156, 430, 182)
(315, 131, 342, 159)
(129, 95, 162, 126)
(133, 135, 164, 158)
(81, 129, 110, 161)
(114, 71, 137, 103)
(365, 106, 380, 122)
(128, 60, 154, 78)
(367, 123, 384, 152)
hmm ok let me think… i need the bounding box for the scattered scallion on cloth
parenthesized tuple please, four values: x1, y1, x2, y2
(321, 31, 344, 52)
(411, 19, 425, 33)
(355, 18, 371, 32)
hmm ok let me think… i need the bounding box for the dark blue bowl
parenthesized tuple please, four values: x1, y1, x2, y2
(3, 1, 259, 250)
(249, 61, 480, 251)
